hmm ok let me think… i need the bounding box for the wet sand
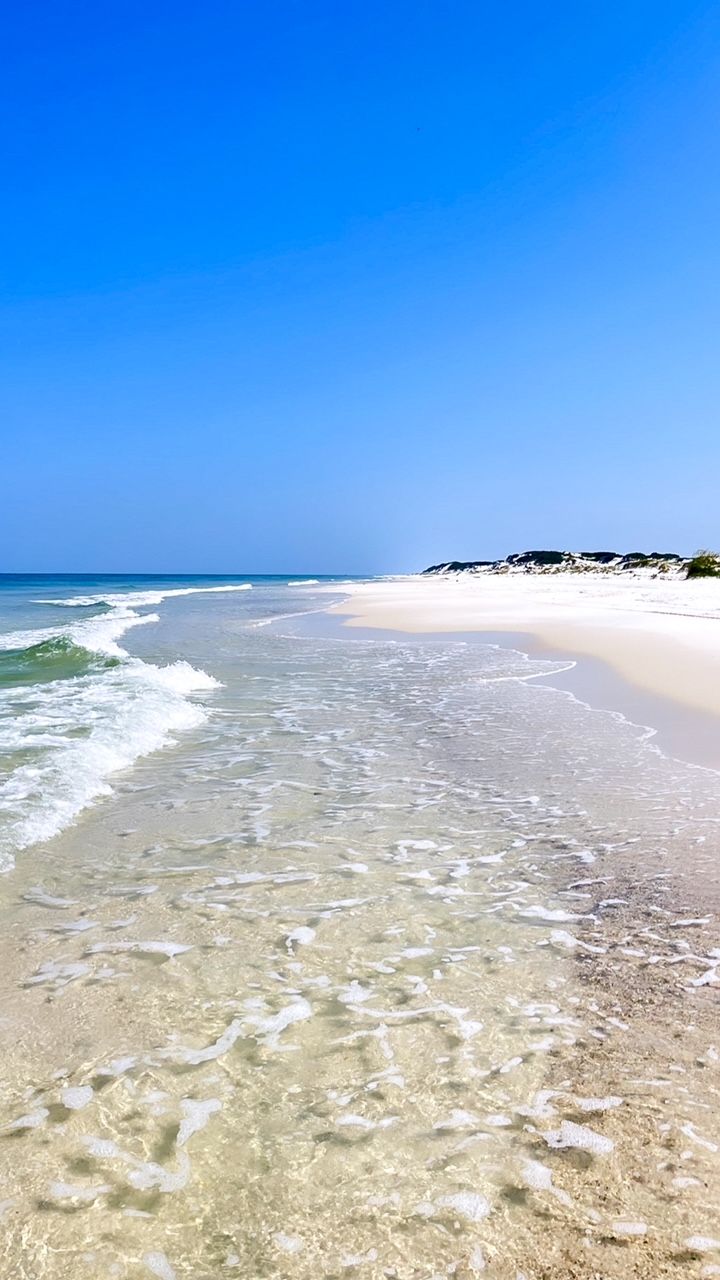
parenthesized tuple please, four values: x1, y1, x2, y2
(291, 606, 720, 773)
(325, 575, 720, 772)
(298, 585, 720, 1275)
(3, 586, 720, 1278)
(326, 575, 720, 706)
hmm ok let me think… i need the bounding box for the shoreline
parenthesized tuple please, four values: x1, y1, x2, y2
(3, 578, 720, 1276)
(317, 575, 720, 772)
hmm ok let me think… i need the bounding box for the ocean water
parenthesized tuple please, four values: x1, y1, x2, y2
(0, 575, 719, 1279)
(0, 575, 323, 868)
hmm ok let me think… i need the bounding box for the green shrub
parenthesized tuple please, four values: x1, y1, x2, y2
(687, 550, 720, 578)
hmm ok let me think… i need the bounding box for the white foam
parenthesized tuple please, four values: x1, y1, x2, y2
(0, 609, 221, 866)
(519, 906, 582, 923)
(168, 1020, 244, 1065)
(0, 607, 157, 657)
(414, 1201, 436, 1218)
(571, 1095, 623, 1113)
(5, 1108, 49, 1130)
(242, 998, 314, 1048)
(37, 584, 253, 609)
(433, 1109, 480, 1130)
(84, 1137, 121, 1158)
(542, 1120, 614, 1155)
(61, 1086, 94, 1110)
(87, 941, 193, 960)
(23, 888, 77, 907)
(337, 1114, 376, 1129)
(549, 930, 606, 954)
(100, 1058, 138, 1080)
(143, 1251, 177, 1280)
(86, 1137, 191, 1194)
(341, 1250, 378, 1267)
(25, 961, 91, 987)
(165, 999, 313, 1065)
(516, 1090, 559, 1120)
(49, 1181, 110, 1201)
(273, 1233, 305, 1253)
(435, 1192, 491, 1222)
(521, 1159, 572, 1206)
(285, 927, 316, 949)
(177, 1098, 221, 1147)
(339, 981, 372, 1004)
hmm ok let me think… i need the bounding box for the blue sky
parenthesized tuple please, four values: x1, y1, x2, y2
(2, 0, 719, 572)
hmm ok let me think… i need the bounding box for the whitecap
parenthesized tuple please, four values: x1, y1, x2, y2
(37, 584, 253, 608)
(0, 598, 223, 868)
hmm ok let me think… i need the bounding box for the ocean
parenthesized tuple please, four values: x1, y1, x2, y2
(0, 575, 719, 1278)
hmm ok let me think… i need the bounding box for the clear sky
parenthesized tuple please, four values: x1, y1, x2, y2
(2, 0, 719, 572)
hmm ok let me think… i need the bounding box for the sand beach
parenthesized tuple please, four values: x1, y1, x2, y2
(327, 573, 720, 769)
(328, 573, 720, 713)
(1, 575, 720, 1278)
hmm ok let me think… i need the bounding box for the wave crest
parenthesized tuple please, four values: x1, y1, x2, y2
(0, 596, 223, 870)
(36, 583, 253, 608)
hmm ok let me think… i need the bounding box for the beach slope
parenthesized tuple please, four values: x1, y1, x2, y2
(327, 574, 720, 718)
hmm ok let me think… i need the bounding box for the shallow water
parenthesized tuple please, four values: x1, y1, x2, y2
(0, 579, 719, 1278)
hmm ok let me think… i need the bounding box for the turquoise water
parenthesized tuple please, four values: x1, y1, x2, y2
(0, 575, 349, 868)
(1, 575, 720, 1278)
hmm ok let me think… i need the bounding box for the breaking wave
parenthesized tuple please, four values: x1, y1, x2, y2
(0, 598, 221, 870)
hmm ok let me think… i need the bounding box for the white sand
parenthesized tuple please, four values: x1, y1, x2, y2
(326, 574, 720, 718)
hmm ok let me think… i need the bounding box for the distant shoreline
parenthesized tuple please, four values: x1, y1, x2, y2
(423, 548, 719, 578)
(320, 573, 720, 768)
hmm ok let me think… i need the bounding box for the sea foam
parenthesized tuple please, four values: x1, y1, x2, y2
(0, 596, 222, 870)
(36, 583, 253, 608)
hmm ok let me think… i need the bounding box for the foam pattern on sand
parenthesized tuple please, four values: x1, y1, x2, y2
(0, 600, 720, 1277)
